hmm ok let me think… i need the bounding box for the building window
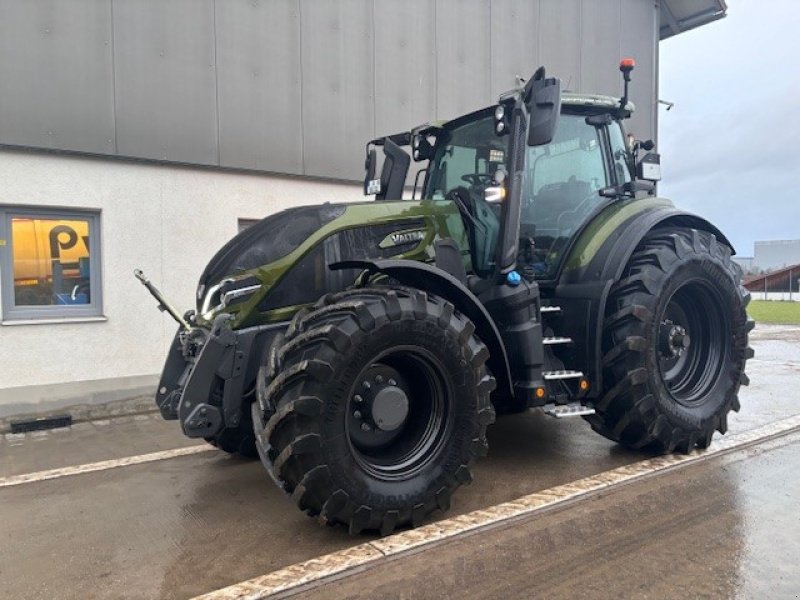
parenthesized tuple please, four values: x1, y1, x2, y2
(0, 207, 103, 321)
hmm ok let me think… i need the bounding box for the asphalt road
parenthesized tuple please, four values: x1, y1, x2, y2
(1, 324, 798, 599)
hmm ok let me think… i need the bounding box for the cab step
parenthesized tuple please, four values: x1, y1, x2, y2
(543, 402, 596, 418)
(542, 336, 572, 346)
(543, 370, 584, 380)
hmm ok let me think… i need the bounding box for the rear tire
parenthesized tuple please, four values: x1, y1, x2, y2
(587, 227, 753, 453)
(254, 286, 496, 535)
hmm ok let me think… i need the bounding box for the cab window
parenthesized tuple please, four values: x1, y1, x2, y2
(608, 122, 633, 184)
(520, 114, 608, 279)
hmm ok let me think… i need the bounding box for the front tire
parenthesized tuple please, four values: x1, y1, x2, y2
(204, 398, 258, 458)
(588, 227, 754, 453)
(254, 286, 496, 535)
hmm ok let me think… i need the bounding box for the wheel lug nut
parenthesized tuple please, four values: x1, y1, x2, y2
(362, 381, 371, 390)
(375, 375, 384, 384)
(361, 423, 371, 432)
(388, 378, 396, 386)
(354, 394, 363, 403)
(353, 410, 362, 420)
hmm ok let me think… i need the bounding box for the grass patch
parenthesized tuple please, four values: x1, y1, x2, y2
(748, 300, 800, 325)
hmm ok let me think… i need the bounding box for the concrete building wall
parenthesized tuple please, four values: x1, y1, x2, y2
(0, 149, 360, 416)
(0, 0, 659, 182)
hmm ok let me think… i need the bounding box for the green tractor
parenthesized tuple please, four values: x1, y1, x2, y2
(140, 62, 753, 535)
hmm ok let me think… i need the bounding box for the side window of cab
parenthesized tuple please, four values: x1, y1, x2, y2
(608, 122, 633, 185)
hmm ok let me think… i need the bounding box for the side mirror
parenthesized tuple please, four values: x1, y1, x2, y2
(411, 135, 434, 161)
(376, 138, 410, 200)
(364, 147, 380, 195)
(637, 152, 661, 182)
(523, 67, 562, 147)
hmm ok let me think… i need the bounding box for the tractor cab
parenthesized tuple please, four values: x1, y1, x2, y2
(364, 63, 660, 285)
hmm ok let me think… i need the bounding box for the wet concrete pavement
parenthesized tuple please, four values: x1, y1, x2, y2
(304, 431, 800, 600)
(1, 324, 798, 599)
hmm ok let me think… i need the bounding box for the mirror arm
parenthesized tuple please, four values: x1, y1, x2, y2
(600, 180, 656, 199)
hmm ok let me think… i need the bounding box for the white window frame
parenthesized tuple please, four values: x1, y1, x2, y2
(0, 206, 103, 322)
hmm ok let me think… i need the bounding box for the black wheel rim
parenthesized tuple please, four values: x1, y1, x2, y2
(657, 279, 730, 406)
(346, 347, 449, 481)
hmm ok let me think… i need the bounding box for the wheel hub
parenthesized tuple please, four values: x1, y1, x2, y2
(371, 386, 409, 431)
(659, 319, 691, 358)
(349, 365, 411, 449)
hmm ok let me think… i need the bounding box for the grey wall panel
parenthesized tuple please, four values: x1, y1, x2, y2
(539, 0, 582, 92)
(580, 0, 622, 96)
(0, 0, 662, 180)
(435, 0, 491, 121)
(621, 0, 657, 141)
(490, 1, 540, 99)
(374, 0, 436, 137)
(300, 0, 374, 179)
(215, 0, 303, 174)
(113, 0, 218, 165)
(0, 0, 115, 154)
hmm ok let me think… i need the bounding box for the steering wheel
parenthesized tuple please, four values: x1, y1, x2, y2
(461, 173, 494, 187)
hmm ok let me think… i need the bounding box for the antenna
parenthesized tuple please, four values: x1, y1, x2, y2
(618, 57, 635, 117)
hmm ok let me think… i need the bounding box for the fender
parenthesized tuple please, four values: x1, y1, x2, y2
(598, 207, 734, 282)
(555, 198, 736, 393)
(331, 259, 514, 399)
(561, 198, 734, 284)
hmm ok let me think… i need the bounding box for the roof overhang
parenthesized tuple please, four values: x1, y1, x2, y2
(660, 0, 727, 40)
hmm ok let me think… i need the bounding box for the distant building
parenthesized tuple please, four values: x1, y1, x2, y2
(744, 263, 800, 302)
(753, 240, 800, 272)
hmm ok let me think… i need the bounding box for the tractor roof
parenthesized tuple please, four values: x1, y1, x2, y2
(416, 92, 634, 134)
(562, 92, 635, 113)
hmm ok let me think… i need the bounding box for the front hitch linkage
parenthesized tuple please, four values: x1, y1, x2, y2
(134, 269, 191, 330)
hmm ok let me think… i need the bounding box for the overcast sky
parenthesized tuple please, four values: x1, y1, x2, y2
(658, 0, 800, 257)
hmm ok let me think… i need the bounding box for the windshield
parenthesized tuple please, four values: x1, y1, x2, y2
(424, 110, 509, 276)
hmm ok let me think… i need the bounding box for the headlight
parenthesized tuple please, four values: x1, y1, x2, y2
(221, 284, 261, 307)
(200, 281, 226, 320)
(200, 277, 263, 321)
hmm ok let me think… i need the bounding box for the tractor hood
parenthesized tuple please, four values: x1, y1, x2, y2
(197, 204, 346, 294)
(195, 200, 469, 328)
